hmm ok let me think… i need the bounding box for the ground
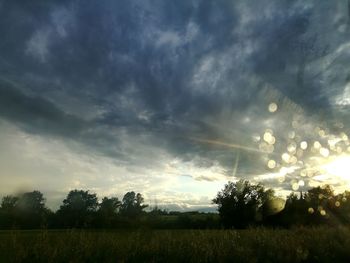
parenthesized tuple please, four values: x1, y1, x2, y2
(0, 227, 349, 262)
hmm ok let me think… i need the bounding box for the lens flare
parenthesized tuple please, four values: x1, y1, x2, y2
(268, 103, 278, 113)
(300, 141, 308, 150)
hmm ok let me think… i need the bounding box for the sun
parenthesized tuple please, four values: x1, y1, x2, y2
(322, 155, 350, 182)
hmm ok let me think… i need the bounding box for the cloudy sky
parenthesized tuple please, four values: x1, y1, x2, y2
(1, 0, 350, 211)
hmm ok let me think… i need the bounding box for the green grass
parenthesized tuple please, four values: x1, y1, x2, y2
(0, 227, 350, 262)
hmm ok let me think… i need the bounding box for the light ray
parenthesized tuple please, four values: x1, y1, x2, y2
(232, 151, 240, 178)
(190, 137, 271, 154)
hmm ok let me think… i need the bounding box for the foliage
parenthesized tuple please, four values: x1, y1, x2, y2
(268, 184, 347, 227)
(16, 191, 49, 228)
(213, 179, 275, 228)
(0, 196, 18, 211)
(120, 191, 148, 218)
(0, 191, 49, 229)
(55, 190, 98, 228)
(99, 197, 121, 215)
(96, 197, 121, 227)
(2, 181, 350, 230)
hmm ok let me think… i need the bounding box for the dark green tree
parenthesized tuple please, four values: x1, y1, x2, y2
(16, 191, 49, 228)
(304, 185, 335, 224)
(277, 192, 308, 226)
(1, 195, 18, 211)
(17, 191, 46, 212)
(213, 180, 274, 228)
(275, 186, 336, 227)
(56, 190, 98, 228)
(0, 195, 18, 228)
(97, 197, 121, 227)
(99, 197, 121, 215)
(334, 190, 350, 224)
(0, 191, 50, 229)
(120, 192, 148, 218)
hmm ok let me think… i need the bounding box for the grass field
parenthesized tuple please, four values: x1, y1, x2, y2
(1, 227, 350, 262)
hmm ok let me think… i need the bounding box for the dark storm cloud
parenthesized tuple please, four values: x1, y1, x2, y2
(0, 79, 87, 137)
(247, 3, 330, 109)
(0, 0, 348, 181)
(0, 78, 128, 162)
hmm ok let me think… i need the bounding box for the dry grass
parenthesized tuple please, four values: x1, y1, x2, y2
(0, 227, 350, 262)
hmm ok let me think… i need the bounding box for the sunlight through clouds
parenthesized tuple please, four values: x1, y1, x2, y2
(1, 0, 350, 211)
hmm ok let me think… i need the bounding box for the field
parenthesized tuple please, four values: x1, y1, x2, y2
(1, 227, 350, 263)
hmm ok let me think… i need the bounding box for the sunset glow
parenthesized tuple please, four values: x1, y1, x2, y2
(323, 155, 350, 184)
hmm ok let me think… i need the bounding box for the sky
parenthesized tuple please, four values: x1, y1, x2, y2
(1, 0, 350, 211)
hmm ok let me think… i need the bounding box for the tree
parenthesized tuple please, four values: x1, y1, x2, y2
(16, 191, 46, 213)
(306, 185, 334, 203)
(97, 197, 121, 227)
(120, 192, 148, 218)
(304, 185, 335, 224)
(335, 190, 350, 224)
(213, 180, 275, 228)
(0, 195, 18, 228)
(0, 191, 50, 229)
(276, 186, 337, 227)
(56, 190, 98, 228)
(99, 197, 121, 215)
(0, 195, 18, 211)
(277, 192, 308, 226)
(16, 191, 50, 228)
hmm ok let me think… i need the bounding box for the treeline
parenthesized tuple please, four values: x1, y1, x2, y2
(269, 184, 350, 227)
(1, 181, 350, 229)
(213, 180, 350, 228)
(0, 190, 220, 229)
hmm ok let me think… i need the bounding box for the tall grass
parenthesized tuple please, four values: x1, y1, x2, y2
(0, 227, 350, 262)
